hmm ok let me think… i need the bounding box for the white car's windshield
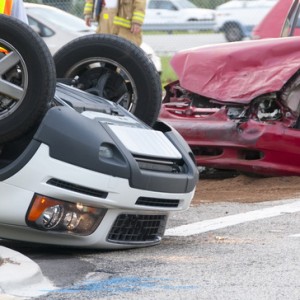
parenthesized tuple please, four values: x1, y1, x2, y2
(27, 6, 88, 32)
(172, 0, 197, 9)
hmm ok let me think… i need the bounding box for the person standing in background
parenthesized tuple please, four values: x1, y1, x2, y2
(0, 0, 28, 54)
(0, 0, 28, 24)
(84, 0, 146, 46)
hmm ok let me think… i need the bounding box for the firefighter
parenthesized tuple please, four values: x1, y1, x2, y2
(84, 0, 146, 46)
(0, 0, 28, 23)
(0, 0, 28, 54)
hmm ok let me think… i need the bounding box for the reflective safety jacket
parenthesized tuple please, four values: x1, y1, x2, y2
(0, 0, 13, 15)
(0, 0, 13, 54)
(84, 0, 146, 28)
(84, 0, 103, 20)
(0, 0, 28, 23)
(114, 0, 146, 29)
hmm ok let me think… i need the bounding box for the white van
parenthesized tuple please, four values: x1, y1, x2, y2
(215, 0, 278, 42)
(144, 0, 215, 25)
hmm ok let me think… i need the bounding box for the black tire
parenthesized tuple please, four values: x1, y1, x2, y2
(0, 15, 56, 143)
(224, 24, 244, 42)
(53, 34, 162, 126)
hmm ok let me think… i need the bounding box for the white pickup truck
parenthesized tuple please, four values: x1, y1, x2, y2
(215, 0, 278, 42)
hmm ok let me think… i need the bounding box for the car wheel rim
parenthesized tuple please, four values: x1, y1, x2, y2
(63, 57, 138, 113)
(0, 39, 28, 120)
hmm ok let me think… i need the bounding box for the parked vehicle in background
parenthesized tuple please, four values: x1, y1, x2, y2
(24, 3, 162, 74)
(251, 0, 299, 39)
(159, 0, 300, 177)
(215, 0, 278, 42)
(144, 0, 215, 27)
(25, 3, 94, 53)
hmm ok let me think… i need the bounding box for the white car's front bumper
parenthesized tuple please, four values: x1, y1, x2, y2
(0, 97, 198, 249)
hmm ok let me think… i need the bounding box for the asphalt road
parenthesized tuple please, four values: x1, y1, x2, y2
(2, 198, 300, 300)
(143, 33, 227, 55)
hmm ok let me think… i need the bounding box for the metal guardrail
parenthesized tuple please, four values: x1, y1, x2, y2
(142, 21, 215, 32)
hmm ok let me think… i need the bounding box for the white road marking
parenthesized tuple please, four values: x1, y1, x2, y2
(289, 234, 300, 237)
(166, 199, 300, 237)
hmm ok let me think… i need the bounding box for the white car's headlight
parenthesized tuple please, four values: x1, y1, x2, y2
(26, 194, 107, 235)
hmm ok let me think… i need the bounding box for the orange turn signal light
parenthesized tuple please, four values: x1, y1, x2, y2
(27, 195, 60, 222)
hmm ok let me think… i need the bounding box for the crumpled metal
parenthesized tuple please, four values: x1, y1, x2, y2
(171, 36, 300, 103)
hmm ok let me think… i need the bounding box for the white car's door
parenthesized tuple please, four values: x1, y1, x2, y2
(145, 0, 179, 24)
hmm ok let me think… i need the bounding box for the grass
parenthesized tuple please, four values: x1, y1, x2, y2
(160, 56, 178, 87)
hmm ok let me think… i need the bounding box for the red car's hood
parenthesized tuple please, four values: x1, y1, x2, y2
(171, 37, 300, 103)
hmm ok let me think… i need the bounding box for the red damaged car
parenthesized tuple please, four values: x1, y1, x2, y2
(159, 0, 300, 177)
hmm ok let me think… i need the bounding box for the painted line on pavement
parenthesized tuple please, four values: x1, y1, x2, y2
(166, 199, 300, 237)
(289, 233, 300, 237)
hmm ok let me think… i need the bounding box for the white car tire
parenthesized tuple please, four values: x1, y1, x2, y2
(0, 15, 56, 143)
(54, 34, 162, 126)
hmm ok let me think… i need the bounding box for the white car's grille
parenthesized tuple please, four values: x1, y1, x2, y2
(47, 178, 108, 198)
(135, 156, 184, 173)
(136, 197, 180, 208)
(107, 214, 167, 244)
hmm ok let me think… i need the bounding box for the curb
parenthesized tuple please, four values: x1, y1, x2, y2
(0, 246, 55, 299)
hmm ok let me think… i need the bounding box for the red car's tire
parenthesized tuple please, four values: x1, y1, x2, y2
(0, 15, 56, 144)
(54, 34, 162, 126)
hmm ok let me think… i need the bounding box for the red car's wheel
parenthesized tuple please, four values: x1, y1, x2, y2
(54, 34, 162, 126)
(0, 15, 56, 143)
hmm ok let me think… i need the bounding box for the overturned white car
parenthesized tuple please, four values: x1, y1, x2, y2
(0, 15, 197, 249)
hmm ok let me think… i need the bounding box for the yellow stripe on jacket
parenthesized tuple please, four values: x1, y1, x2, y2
(0, 0, 13, 15)
(114, 11, 145, 28)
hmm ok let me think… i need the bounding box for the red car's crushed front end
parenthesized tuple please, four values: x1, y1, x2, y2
(159, 37, 300, 176)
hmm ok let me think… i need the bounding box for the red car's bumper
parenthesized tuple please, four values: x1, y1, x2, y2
(160, 104, 300, 176)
